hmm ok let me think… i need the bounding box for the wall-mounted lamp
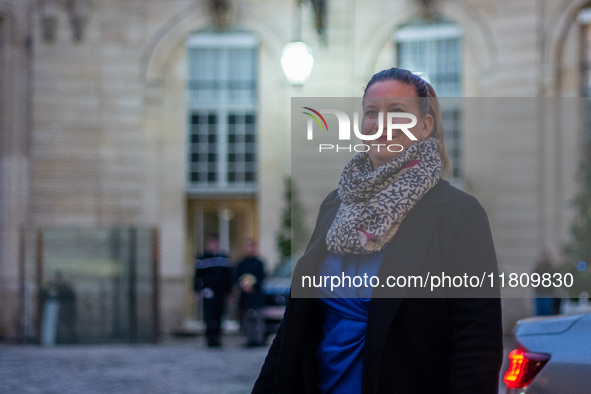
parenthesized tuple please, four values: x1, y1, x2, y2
(281, 0, 314, 86)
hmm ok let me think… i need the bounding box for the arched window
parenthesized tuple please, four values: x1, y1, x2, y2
(186, 32, 258, 194)
(394, 21, 463, 181)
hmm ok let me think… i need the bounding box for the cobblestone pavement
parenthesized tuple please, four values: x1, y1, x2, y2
(0, 336, 269, 394)
(0, 335, 516, 393)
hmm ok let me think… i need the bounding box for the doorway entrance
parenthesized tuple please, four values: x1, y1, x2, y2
(187, 198, 258, 262)
(186, 198, 257, 323)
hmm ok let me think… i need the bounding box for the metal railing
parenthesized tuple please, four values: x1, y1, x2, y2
(18, 227, 160, 344)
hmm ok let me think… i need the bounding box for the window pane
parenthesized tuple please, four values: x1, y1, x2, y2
(225, 111, 257, 185)
(188, 111, 218, 186)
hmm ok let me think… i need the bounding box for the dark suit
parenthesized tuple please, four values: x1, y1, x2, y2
(253, 179, 503, 394)
(194, 252, 233, 346)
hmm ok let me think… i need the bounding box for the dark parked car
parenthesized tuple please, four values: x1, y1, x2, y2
(261, 261, 291, 340)
(503, 312, 591, 393)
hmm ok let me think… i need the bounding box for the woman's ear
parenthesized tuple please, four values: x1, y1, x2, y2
(420, 114, 434, 140)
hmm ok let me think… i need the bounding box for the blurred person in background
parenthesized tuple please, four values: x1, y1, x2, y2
(235, 238, 266, 347)
(193, 234, 233, 347)
(41, 270, 78, 344)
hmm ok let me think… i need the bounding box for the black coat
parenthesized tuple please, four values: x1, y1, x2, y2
(235, 255, 266, 310)
(193, 252, 233, 298)
(253, 179, 503, 394)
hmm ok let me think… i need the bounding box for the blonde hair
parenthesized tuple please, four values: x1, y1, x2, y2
(364, 68, 451, 178)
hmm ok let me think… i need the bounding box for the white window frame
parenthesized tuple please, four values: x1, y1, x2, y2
(186, 32, 259, 195)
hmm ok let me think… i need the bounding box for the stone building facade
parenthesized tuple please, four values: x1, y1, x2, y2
(1, 0, 34, 341)
(1, 0, 590, 340)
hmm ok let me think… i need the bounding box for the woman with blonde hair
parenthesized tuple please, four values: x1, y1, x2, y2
(253, 68, 503, 394)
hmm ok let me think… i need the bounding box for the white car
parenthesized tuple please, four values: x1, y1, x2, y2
(503, 313, 591, 393)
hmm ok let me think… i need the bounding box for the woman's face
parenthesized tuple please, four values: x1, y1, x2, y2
(361, 80, 433, 169)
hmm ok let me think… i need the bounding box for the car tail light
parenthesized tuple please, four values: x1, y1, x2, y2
(503, 348, 550, 389)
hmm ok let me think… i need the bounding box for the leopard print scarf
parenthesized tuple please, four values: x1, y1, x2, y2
(326, 138, 442, 254)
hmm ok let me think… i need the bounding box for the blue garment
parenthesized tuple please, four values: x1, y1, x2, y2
(317, 251, 384, 394)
